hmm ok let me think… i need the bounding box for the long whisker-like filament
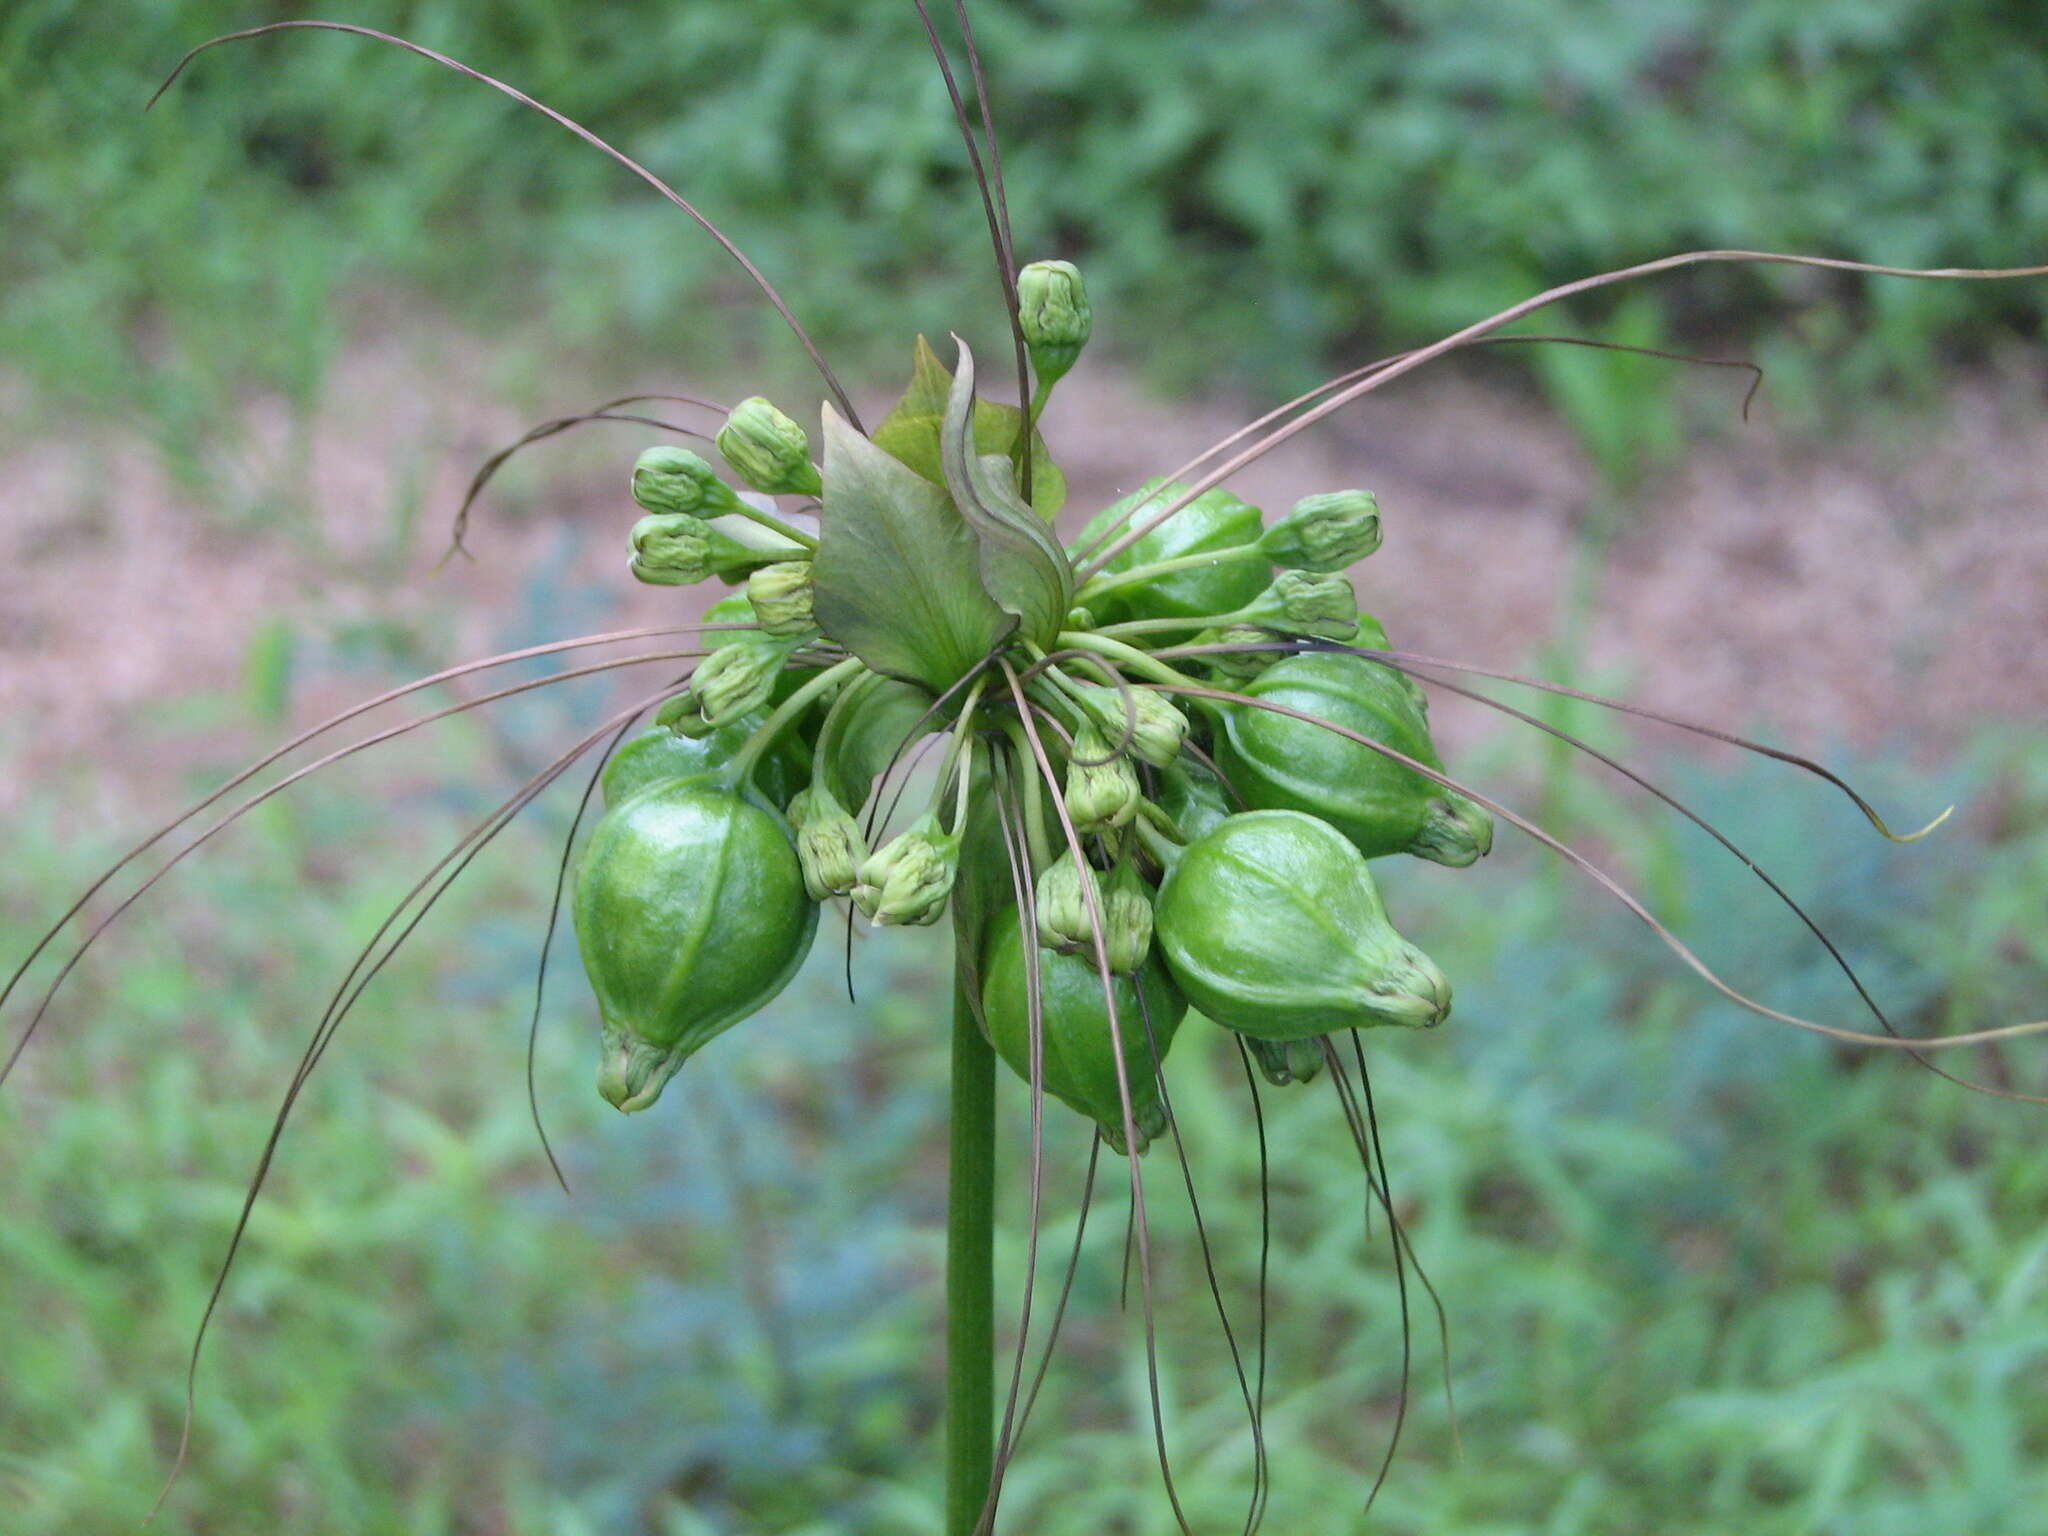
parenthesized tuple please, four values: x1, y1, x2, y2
(1373, 656, 2045, 1106)
(148, 22, 861, 430)
(525, 708, 658, 1196)
(447, 393, 727, 557)
(154, 687, 672, 1516)
(1080, 251, 2047, 578)
(1067, 331, 1764, 569)
(1323, 1038, 1413, 1514)
(2, 648, 705, 1086)
(1156, 681, 2048, 1053)
(1139, 988, 1270, 1536)
(1000, 657, 1195, 1536)
(1234, 1039, 1276, 1532)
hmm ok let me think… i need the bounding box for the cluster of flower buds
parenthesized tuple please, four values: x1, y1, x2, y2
(572, 263, 1492, 1148)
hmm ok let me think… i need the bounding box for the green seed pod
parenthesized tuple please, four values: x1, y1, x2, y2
(1258, 491, 1383, 572)
(1073, 477, 1269, 625)
(746, 560, 816, 637)
(1154, 810, 1450, 1039)
(632, 445, 745, 518)
(601, 716, 806, 810)
(1016, 260, 1092, 386)
(1070, 684, 1187, 769)
(716, 397, 823, 498)
(1064, 724, 1141, 832)
(692, 636, 796, 729)
(1238, 570, 1360, 640)
(787, 784, 866, 900)
(981, 910, 1185, 1154)
(574, 776, 818, 1113)
(1151, 757, 1233, 843)
(1214, 651, 1493, 866)
(1246, 1035, 1328, 1087)
(854, 812, 960, 926)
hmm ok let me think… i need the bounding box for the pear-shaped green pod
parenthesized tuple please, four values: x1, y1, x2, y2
(1074, 477, 1269, 625)
(981, 910, 1186, 1154)
(600, 717, 807, 810)
(1154, 810, 1450, 1040)
(1214, 651, 1493, 867)
(574, 776, 818, 1113)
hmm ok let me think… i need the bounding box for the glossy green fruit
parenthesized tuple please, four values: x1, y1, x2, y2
(981, 910, 1186, 1154)
(1075, 477, 1269, 625)
(574, 776, 818, 1112)
(1214, 651, 1492, 866)
(1154, 810, 1450, 1040)
(601, 716, 807, 809)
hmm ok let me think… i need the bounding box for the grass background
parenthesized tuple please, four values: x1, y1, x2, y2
(4, 2, 2047, 1532)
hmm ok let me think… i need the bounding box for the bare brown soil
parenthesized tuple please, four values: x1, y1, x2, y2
(2, 330, 2044, 818)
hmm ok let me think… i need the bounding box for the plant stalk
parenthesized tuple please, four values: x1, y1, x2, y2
(944, 967, 997, 1534)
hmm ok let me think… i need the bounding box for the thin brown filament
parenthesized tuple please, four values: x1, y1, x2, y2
(148, 22, 861, 430)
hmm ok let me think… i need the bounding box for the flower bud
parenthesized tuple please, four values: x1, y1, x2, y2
(1072, 684, 1187, 769)
(628, 513, 713, 586)
(1034, 852, 1094, 954)
(1101, 864, 1156, 975)
(854, 813, 960, 926)
(1259, 491, 1382, 572)
(692, 637, 792, 728)
(1247, 1035, 1327, 1087)
(1240, 570, 1359, 640)
(745, 560, 816, 637)
(716, 397, 823, 498)
(1017, 260, 1091, 386)
(787, 785, 865, 900)
(632, 445, 745, 518)
(1064, 725, 1141, 832)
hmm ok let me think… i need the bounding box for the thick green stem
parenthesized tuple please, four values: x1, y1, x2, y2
(944, 968, 997, 1534)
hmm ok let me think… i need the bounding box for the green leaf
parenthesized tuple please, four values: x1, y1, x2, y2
(812, 405, 1014, 692)
(870, 336, 1067, 519)
(939, 339, 1075, 652)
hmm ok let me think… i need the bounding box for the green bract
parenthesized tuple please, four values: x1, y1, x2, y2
(574, 776, 818, 1113)
(1154, 810, 1451, 1039)
(981, 911, 1185, 1154)
(1075, 478, 1269, 625)
(1152, 758, 1233, 843)
(1215, 651, 1494, 866)
(601, 717, 806, 809)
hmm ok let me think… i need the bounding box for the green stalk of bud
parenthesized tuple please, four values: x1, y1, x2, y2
(854, 812, 961, 926)
(1064, 724, 1141, 832)
(716, 397, 824, 498)
(1070, 683, 1188, 769)
(1017, 260, 1091, 390)
(632, 445, 747, 518)
(746, 561, 816, 637)
(1033, 852, 1094, 954)
(787, 784, 866, 900)
(1238, 570, 1360, 640)
(629, 512, 786, 587)
(1258, 491, 1383, 572)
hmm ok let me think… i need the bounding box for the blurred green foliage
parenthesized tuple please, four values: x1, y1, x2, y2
(4, 0, 2045, 444)
(3, 611, 2044, 1531)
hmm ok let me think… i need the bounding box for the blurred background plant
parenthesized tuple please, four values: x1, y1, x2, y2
(3, 2, 2046, 1532)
